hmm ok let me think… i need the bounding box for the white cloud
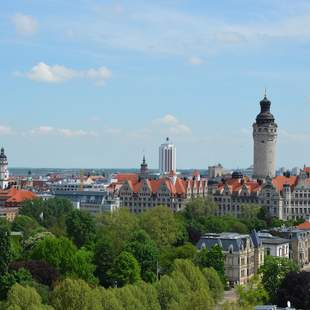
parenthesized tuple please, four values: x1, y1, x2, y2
(0, 125, 13, 135)
(15, 62, 112, 85)
(188, 56, 204, 65)
(29, 126, 98, 138)
(154, 114, 192, 135)
(11, 13, 37, 35)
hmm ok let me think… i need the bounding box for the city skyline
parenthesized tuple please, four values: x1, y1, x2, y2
(1, 0, 310, 168)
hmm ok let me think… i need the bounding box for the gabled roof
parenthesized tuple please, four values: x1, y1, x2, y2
(115, 173, 139, 183)
(297, 221, 310, 230)
(0, 188, 36, 203)
(272, 176, 298, 191)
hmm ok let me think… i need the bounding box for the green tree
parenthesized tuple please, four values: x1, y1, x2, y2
(96, 209, 138, 253)
(30, 236, 76, 275)
(97, 287, 124, 310)
(259, 256, 299, 303)
(23, 231, 54, 254)
(135, 281, 160, 310)
(203, 267, 224, 302)
(156, 275, 180, 310)
(20, 198, 73, 235)
(94, 236, 117, 287)
(65, 210, 96, 248)
(6, 283, 52, 310)
(30, 235, 96, 283)
(0, 224, 11, 276)
(174, 243, 197, 260)
(140, 206, 180, 248)
(183, 198, 218, 221)
(11, 215, 42, 239)
(70, 248, 97, 284)
(110, 251, 141, 287)
(0, 268, 33, 299)
(124, 230, 159, 282)
(195, 245, 225, 282)
(172, 259, 209, 292)
(236, 275, 269, 307)
(113, 286, 145, 310)
(51, 278, 101, 310)
(169, 289, 215, 310)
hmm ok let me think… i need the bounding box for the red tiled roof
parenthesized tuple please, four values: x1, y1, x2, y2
(0, 188, 36, 203)
(297, 221, 310, 230)
(218, 177, 262, 194)
(304, 167, 310, 173)
(115, 173, 138, 183)
(272, 176, 298, 191)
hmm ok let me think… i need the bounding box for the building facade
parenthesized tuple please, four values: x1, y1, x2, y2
(208, 164, 224, 179)
(258, 232, 290, 258)
(270, 227, 310, 267)
(197, 231, 264, 286)
(0, 188, 36, 221)
(118, 175, 208, 213)
(0, 148, 9, 190)
(159, 137, 176, 175)
(253, 95, 278, 179)
(210, 168, 310, 221)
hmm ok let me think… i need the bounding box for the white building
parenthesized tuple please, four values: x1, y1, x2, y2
(0, 148, 9, 190)
(159, 137, 176, 175)
(258, 232, 290, 258)
(253, 95, 278, 179)
(208, 164, 224, 179)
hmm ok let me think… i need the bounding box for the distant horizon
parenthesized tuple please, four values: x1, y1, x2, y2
(2, 1, 310, 168)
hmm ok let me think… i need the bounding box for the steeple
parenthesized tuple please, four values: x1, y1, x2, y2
(140, 155, 148, 178)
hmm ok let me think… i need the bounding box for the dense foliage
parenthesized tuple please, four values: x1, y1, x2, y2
(0, 196, 305, 309)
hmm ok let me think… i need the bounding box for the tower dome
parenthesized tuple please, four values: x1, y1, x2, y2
(232, 170, 243, 179)
(0, 147, 7, 160)
(255, 96, 275, 124)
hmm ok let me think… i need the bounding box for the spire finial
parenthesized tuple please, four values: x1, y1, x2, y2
(264, 88, 267, 98)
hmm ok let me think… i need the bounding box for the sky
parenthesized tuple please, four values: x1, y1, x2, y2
(1, 0, 310, 169)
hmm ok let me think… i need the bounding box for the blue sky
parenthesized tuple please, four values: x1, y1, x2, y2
(1, 0, 310, 169)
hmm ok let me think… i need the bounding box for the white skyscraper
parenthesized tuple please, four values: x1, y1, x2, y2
(159, 137, 176, 175)
(0, 147, 9, 190)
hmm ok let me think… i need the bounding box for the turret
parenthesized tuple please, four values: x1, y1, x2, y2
(253, 94, 278, 179)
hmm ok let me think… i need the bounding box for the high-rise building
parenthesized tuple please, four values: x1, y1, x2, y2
(253, 95, 278, 179)
(159, 137, 176, 175)
(0, 147, 9, 190)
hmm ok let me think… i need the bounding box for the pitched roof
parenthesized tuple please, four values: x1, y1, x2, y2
(217, 177, 262, 194)
(272, 176, 298, 191)
(115, 173, 139, 183)
(297, 221, 310, 230)
(0, 188, 36, 203)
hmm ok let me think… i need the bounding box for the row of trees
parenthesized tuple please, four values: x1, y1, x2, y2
(0, 197, 229, 309)
(0, 196, 306, 309)
(2, 259, 224, 310)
